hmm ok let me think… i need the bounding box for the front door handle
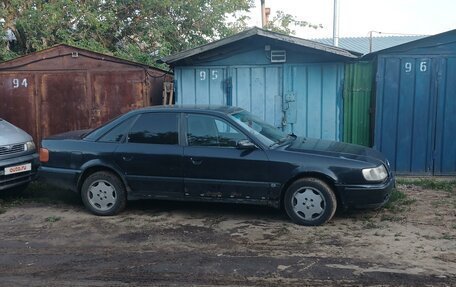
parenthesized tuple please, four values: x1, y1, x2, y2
(190, 157, 203, 166)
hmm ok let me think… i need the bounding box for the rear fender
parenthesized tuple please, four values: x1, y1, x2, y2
(77, 159, 131, 193)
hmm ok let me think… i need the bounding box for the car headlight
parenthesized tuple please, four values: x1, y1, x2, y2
(25, 141, 36, 151)
(362, 165, 388, 181)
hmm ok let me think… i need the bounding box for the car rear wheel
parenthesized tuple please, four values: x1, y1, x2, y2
(284, 177, 337, 226)
(81, 171, 126, 216)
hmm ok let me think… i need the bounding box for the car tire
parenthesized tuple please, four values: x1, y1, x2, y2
(81, 171, 126, 216)
(284, 177, 337, 226)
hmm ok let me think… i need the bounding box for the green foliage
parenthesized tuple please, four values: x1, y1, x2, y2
(384, 188, 416, 213)
(1, 1, 319, 66)
(45, 216, 62, 223)
(0, 0, 255, 66)
(264, 10, 322, 35)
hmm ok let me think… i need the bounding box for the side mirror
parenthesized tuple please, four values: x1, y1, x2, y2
(236, 139, 257, 150)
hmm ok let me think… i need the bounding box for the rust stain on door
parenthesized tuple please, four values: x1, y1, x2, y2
(39, 72, 90, 137)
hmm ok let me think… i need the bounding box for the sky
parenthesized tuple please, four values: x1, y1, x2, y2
(248, 0, 456, 39)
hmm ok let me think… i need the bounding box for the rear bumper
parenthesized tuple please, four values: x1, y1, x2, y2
(37, 166, 80, 192)
(337, 175, 395, 209)
(0, 153, 39, 191)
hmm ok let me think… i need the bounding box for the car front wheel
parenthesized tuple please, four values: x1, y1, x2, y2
(284, 178, 337, 226)
(81, 171, 126, 216)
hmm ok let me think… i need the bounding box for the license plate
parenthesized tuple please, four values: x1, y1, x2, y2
(4, 163, 32, 175)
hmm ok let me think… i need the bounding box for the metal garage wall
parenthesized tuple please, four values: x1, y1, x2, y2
(283, 63, 344, 141)
(175, 64, 344, 141)
(175, 66, 283, 127)
(343, 62, 374, 146)
(374, 55, 455, 175)
(0, 72, 37, 142)
(434, 57, 456, 174)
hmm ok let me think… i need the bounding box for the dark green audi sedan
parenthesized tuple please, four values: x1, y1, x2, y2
(39, 105, 394, 226)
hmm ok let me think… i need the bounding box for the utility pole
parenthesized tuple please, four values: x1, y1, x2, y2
(333, 0, 340, 46)
(261, 0, 266, 28)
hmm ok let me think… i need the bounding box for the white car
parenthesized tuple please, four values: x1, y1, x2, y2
(0, 118, 39, 193)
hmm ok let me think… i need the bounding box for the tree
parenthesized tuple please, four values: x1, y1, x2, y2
(0, 0, 254, 65)
(264, 10, 323, 35)
(0, 0, 318, 67)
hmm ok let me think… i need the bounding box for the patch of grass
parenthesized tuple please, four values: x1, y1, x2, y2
(440, 233, 455, 240)
(361, 215, 379, 229)
(384, 189, 416, 213)
(363, 221, 379, 229)
(397, 178, 456, 193)
(45, 216, 61, 223)
(0, 207, 7, 214)
(380, 214, 404, 222)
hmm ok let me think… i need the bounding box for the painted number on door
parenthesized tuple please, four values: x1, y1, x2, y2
(12, 78, 28, 88)
(404, 61, 428, 73)
(199, 70, 219, 80)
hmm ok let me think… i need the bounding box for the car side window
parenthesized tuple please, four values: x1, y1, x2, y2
(187, 114, 247, 147)
(128, 113, 178, 145)
(98, 116, 136, 143)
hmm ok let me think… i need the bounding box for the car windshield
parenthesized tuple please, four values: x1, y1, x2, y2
(229, 110, 293, 148)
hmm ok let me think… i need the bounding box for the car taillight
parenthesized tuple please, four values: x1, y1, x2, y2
(40, 148, 49, 162)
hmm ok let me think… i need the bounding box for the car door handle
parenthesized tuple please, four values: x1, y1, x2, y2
(122, 156, 133, 162)
(190, 157, 203, 166)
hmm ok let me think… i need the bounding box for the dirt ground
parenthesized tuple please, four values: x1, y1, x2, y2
(0, 179, 455, 287)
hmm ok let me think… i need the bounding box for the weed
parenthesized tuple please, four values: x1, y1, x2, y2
(440, 233, 455, 240)
(397, 178, 456, 193)
(384, 189, 416, 213)
(362, 217, 379, 229)
(0, 207, 7, 214)
(380, 214, 404, 222)
(45, 216, 61, 223)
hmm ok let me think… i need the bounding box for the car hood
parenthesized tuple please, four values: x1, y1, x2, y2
(285, 137, 387, 165)
(0, 120, 32, 146)
(45, 129, 94, 140)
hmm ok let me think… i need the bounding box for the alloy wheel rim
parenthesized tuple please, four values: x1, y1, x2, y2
(292, 187, 326, 221)
(88, 180, 117, 211)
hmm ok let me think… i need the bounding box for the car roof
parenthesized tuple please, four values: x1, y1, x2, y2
(135, 105, 244, 115)
(83, 105, 245, 141)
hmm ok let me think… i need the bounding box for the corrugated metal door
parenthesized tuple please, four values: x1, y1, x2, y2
(175, 67, 228, 106)
(229, 66, 283, 127)
(0, 73, 37, 141)
(175, 66, 283, 127)
(283, 63, 344, 141)
(434, 57, 456, 175)
(39, 72, 91, 140)
(375, 55, 455, 175)
(343, 62, 374, 146)
(91, 71, 148, 126)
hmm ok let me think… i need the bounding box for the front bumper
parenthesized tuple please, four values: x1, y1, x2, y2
(37, 166, 80, 192)
(0, 153, 39, 191)
(336, 175, 395, 209)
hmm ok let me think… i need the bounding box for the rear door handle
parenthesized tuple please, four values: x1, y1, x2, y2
(122, 156, 133, 162)
(190, 157, 203, 166)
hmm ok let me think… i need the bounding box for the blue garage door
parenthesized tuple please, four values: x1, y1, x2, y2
(283, 64, 344, 141)
(375, 56, 456, 175)
(175, 66, 283, 128)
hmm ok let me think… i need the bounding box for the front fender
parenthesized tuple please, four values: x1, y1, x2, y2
(289, 166, 339, 183)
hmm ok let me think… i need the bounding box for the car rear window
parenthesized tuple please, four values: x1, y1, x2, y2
(128, 113, 178, 145)
(98, 116, 136, 143)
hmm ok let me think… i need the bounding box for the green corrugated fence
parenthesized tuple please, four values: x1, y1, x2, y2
(343, 62, 374, 146)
